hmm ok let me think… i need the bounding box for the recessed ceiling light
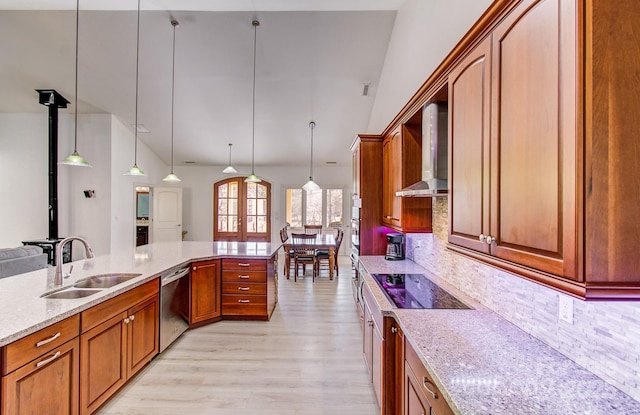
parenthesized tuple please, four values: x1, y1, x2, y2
(131, 124, 150, 133)
(184, 161, 196, 164)
(326, 161, 337, 165)
(362, 84, 370, 96)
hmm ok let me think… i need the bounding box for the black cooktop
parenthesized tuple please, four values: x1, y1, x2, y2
(371, 273, 470, 309)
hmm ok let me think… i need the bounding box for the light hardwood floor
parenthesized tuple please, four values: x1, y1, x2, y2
(98, 256, 379, 415)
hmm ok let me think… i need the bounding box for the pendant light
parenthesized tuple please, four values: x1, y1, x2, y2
(60, 0, 91, 167)
(125, 0, 146, 176)
(302, 121, 321, 191)
(222, 143, 238, 174)
(245, 20, 261, 183)
(163, 18, 181, 182)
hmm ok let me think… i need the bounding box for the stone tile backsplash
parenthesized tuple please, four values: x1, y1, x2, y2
(407, 197, 640, 401)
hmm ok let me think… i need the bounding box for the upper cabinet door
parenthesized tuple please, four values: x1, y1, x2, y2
(448, 36, 492, 254)
(490, 0, 577, 279)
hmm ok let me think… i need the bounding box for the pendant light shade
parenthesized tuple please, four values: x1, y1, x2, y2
(163, 18, 181, 183)
(244, 20, 262, 184)
(125, 0, 146, 176)
(222, 143, 238, 174)
(60, 0, 91, 167)
(302, 121, 320, 191)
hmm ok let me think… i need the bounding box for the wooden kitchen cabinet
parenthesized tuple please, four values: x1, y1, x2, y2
(221, 256, 277, 320)
(1, 315, 80, 415)
(404, 339, 453, 415)
(448, 35, 492, 255)
(351, 135, 386, 256)
(79, 280, 159, 415)
(190, 259, 221, 325)
(362, 283, 383, 408)
(448, 0, 579, 283)
(382, 123, 432, 233)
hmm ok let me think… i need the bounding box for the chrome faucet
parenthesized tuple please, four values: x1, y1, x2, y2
(54, 236, 95, 286)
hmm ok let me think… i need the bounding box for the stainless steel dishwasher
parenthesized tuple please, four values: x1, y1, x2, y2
(160, 266, 190, 352)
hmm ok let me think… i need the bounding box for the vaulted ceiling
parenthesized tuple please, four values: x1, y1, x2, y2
(0, 1, 403, 167)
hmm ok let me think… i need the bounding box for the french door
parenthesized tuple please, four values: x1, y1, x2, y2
(213, 177, 271, 242)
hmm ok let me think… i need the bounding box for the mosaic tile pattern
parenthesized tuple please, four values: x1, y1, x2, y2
(406, 197, 640, 401)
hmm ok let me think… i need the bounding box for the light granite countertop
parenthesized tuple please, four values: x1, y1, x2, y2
(0, 241, 279, 347)
(359, 255, 640, 415)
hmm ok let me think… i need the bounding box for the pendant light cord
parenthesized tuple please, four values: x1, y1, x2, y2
(309, 121, 315, 179)
(73, 0, 79, 152)
(228, 143, 233, 165)
(170, 19, 178, 172)
(133, 0, 141, 165)
(251, 20, 259, 174)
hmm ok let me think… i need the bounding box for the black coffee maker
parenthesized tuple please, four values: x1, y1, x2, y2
(385, 233, 405, 260)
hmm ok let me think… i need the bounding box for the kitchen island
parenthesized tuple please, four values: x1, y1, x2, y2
(0, 240, 279, 346)
(359, 256, 640, 415)
(0, 241, 280, 415)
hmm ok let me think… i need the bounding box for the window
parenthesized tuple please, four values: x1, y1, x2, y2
(285, 187, 343, 228)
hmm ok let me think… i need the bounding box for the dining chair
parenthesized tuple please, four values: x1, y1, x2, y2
(304, 224, 323, 235)
(280, 228, 294, 278)
(316, 228, 343, 278)
(291, 233, 318, 282)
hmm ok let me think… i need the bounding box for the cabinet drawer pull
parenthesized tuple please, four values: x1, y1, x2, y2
(36, 351, 61, 368)
(238, 299, 251, 303)
(36, 332, 61, 348)
(130, 314, 135, 321)
(391, 327, 398, 334)
(238, 287, 250, 291)
(238, 263, 251, 267)
(238, 275, 250, 279)
(124, 317, 130, 324)
(422, 377, 438, 399)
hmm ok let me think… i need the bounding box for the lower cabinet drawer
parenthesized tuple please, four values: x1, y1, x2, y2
(222, 270, 267, 283)
(222, 282, 267, 295)
(405, 339, 453, 415)
(2, 314, 79, 375)
(222, 294, 267, 316)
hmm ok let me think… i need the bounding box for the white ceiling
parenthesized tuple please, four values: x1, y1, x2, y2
(0, 1, 402, 167)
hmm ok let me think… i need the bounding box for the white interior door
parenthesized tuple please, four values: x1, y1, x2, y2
(152, 187, 183, 243)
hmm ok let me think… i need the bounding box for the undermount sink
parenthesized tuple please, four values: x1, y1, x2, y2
(41, 289, 103, 299)
(73, 273, 142, 289)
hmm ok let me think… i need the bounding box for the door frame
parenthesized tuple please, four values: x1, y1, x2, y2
(213, 177, 271, 242)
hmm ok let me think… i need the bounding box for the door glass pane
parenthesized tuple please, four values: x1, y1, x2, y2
(218, 199, 227, 214)
(218, 183, 228, 198)
(247, 199, 256, 215)
(229, 199, 238, 215)
(257, 216, 267, 232)
(257, 184, 267, 198)
(230, 215, 238, 232)
(326, 189, 343, 227)
(306, 189, 322, 226)
(230, 182, 238, 198)
(218, 216, 227, 232)
(246, 216, 256, 233)
(257, 199, 267, 215)
(247, 182, 256, 198)
(286, 188, 302, 228)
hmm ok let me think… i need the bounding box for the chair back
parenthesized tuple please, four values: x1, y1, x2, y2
(304, 224, 323, 235)
(279, 228, 287, 243)
(291, 233, 317, 256)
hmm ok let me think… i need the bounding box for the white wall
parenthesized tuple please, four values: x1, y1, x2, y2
(0, 112, 112, 256)
(59, 114, 112, 258)
(367, 0, 493, 133)
(110, 116, 168, 254)
(0, 114, 49, 248)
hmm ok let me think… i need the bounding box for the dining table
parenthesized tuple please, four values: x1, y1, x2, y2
(283, 233, 337, 280)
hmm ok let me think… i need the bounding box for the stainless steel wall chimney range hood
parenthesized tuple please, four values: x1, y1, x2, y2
(396, 102, 448, 197)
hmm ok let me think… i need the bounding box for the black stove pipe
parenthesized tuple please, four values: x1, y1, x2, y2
(36, 89, 69, 241)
